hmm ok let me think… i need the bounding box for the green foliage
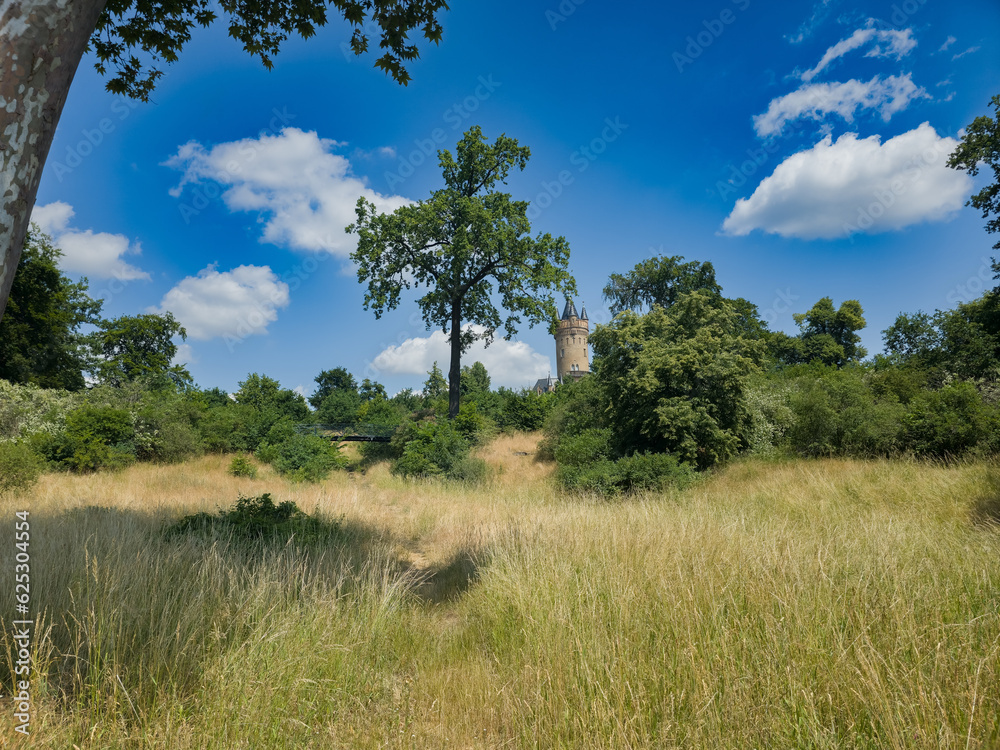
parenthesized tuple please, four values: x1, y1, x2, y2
(947, 94, 1000, 249)
(786, 369, 905, 457)
(602, 254, 722, 315)
(90, 312, 191, 387)
(590, 290, 763, 469)
(537, 376, 606, 461)
(553, 428, 612, 466)
(258, 433, 347, 482)
(452, 401, 496, 447)
(359, 378, 387, 402)
(491, 387, 555, 433)
(168, 493, 341, 546)
(33, 404, 137, 472)
(460, 361, 491, 396)
(310, 367, 358, 408)
(556, 453, 695, 497)
(93, 0, 448, 100)
(447, 455, 492, 483)
(350, 126, 576, 418)
(390, 417, 470, 478)
(902, 382, 999, 457)
(423, 362, 448, 401)
(315, 389, 362, 424)
(0, 378, 83, 441)
(0, 441, 44, 495)
(742, 378, 796, 455)
(790, 297, 868, 367)
(0, 226, 103, 390)
(228, 454, 258, 478)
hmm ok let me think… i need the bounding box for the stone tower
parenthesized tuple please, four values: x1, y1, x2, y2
(556, 299, 589, 382)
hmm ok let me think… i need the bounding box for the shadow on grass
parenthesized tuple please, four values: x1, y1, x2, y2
(412, 548, 482, 605)
(971, 472, 1000, 529)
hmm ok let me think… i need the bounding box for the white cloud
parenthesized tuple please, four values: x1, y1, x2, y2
(371, 325, 553, 389)
(29, 201, 150, 281)
(722, 123, 971, 240)
(801, 21, 916, 82)
(151, 264, 290, 340)
(786, 0, 836, 45)
(952, 46, 980, 61)
(173, 343, 196, 367)
(938, 35, 957, 52)
(164, 128, 411, 256)
(754, 74, 927, 137)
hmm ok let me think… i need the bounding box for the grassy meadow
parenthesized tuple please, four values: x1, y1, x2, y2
(1, 434, 999, 748)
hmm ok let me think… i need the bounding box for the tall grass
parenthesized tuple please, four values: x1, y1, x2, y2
(1, 440, 998, 748)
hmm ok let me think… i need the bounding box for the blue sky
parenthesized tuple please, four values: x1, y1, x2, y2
(30, 0, 1000, 397)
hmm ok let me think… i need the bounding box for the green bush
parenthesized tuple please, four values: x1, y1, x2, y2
(553, 428, 612, 466)
(447, 455, 491, 483)
(452, 401, 496, 447)
(903, 382, 999, 457)
(0, 441, 45, 495)
(32, 404, 136, 472)
(168, 493, 341, 545)
(556, 452, 694, 497)
(257, 433, 347, 482)
(228, 454, 258, 478)
(391, 417, 470, 477)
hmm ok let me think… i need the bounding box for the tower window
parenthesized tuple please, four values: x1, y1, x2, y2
(561, 349, 565, 358)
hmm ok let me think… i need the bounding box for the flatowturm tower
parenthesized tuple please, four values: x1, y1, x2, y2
(555, 299, 589, 382)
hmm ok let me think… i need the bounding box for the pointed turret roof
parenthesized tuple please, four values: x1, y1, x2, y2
(561, 299, 578, 320)
(580, 303, 588, 320)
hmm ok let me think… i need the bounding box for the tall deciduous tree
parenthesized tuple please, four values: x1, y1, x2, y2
(90, 312, 191, 387)
(350, 126, 576, 418)
(791, 297, 867, 367)
(602, 255, 722, 315)
(948, 94, 1000, 251)
(0, 226, 103, 390)
(0, 0, 449, 326)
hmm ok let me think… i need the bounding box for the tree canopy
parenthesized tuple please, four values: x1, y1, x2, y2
(948, 94, 1000, 250)
(602, 255, 722, 315)
(90, 312, 192, 388)
(0, 227, 103, 390)
(350, 126, 576, 418)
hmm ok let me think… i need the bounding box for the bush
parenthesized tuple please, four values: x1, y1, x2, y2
(903, 382, 999, 457)
(168, 493, 341, 545)
(553, 428, 612, 466)
(447, 455, 491, 483)
(0, 441, 45, 495)
(32, 404, 137, 472)
(257, 433, 347, 482)
(228, 454, 258, 478)
(557, 452, 694, 497)
(391, 417, 470, 478)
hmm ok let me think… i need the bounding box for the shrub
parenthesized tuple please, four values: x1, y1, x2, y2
(556, 452, 694, 497)
(228, 454, 258, 478)
(168, 493, 341, 545)
(447, 455, 491, 483)
(258, 433, 347, 482)
(453, 401, 496, 447)
(903, 382, 999, 457)
(32, 404, 136, 472)
(391, 417, 470, 477)
(553, 428, 612, 466)
(0, 441, 45, 495)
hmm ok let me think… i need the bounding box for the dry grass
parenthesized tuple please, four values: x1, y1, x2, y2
(1, 439, 999, 748)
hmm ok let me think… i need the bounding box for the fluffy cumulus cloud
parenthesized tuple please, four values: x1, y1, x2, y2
(164, 128, 411, 256)
(800, 22, 916, 82)
(151, 264, 290, 341)
(753, 74, 927, 137)
(722, 123, 971, 240)
(371, 326, 553, 389)
(30, 201, 149, 281)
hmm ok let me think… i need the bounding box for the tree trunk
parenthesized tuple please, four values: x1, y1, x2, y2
(0, 0, 108, 323)
(448, 301, 461, 419)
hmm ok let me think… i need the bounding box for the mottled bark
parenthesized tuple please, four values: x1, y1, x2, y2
(0, 0, 107, 323)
